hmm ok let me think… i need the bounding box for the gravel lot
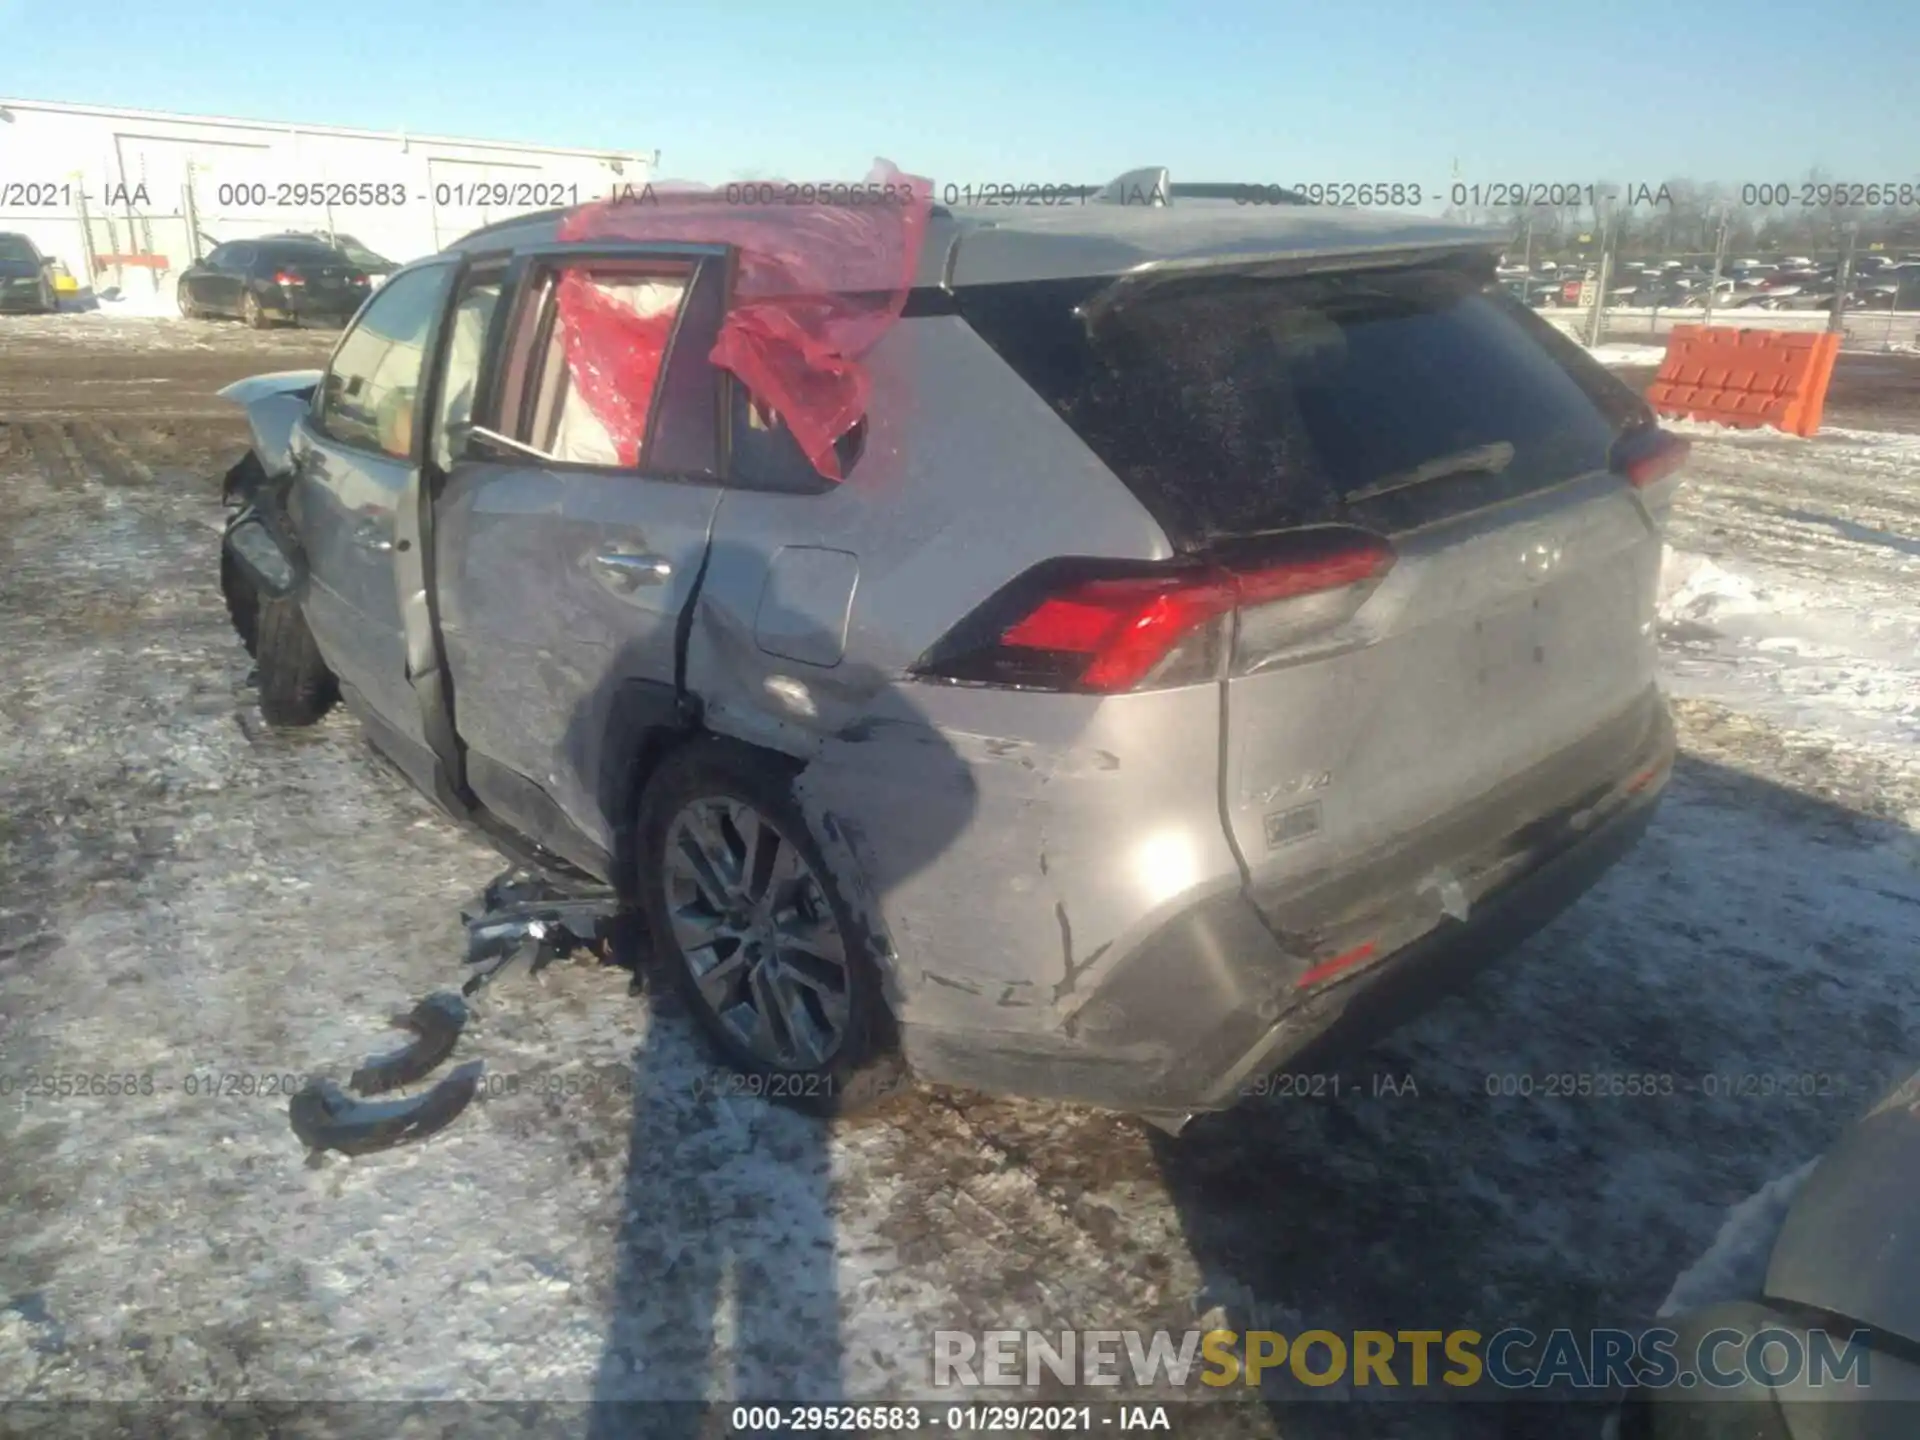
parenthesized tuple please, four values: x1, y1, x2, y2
(1, 313, 1916, 1438)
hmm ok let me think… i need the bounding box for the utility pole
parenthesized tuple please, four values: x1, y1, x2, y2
(1586, 187, 1620, 347)
(1828, 221, 1857, 335)
(183, 163, 202, 264)
(74, 177, 98, 289)
(1702, 207, 1730, 328)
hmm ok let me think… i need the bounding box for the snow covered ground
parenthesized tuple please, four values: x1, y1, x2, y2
(1657, 422, 1920, 757)
(1588, 341, 1672, 367)
(0, 325, 1916, 1436)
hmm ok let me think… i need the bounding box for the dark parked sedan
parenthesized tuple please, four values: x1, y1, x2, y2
(0, 231, 58, 313)
(177, 238, 371, 327)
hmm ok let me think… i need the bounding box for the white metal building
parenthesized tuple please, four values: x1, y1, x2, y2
(0, 98, 655, 301)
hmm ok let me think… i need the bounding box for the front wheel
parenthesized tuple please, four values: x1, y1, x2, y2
(253, 588, 337, 726)
(637, 740, 904, 1116)
(220, 543, 260, 658)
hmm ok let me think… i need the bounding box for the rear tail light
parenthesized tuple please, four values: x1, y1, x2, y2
(913, 530, 1395, 693)
(273, 270, 305, 287)
(1612, 427, 1690, 489)
(349, 273, 368, 286)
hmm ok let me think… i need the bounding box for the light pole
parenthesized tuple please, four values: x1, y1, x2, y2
(1702, 207, 1730, 328)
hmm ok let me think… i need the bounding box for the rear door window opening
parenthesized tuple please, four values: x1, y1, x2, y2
(510, 263, 694, 468)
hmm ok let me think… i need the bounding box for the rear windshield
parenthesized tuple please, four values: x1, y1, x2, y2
(0, 235, 37, 263)
(958, 263, 1648, 547)
(334, 239, 389, 267)
(259, 242, 346, 266)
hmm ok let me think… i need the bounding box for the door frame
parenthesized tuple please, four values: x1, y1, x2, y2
(291, 254, 468, 814)
(401, 239, 734, 877)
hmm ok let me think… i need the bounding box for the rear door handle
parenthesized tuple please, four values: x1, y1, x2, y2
(591, 550, 673, 592)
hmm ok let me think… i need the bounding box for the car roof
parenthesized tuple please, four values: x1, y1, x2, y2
(922, 201, 1497, 286)
(441, 168, 1500, 288)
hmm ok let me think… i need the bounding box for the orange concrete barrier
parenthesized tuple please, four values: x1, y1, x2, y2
(1644, 325, 1840, 437)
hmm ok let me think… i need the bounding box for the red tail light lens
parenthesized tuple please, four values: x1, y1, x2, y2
(1001, 572, 1240, 691)
(1614, 428, 1690, 489)
(915, 533, 1395, 693)
(273, 270, 305, 287)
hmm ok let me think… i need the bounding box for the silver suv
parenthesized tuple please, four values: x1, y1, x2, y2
(217, 174, 1684, 1128)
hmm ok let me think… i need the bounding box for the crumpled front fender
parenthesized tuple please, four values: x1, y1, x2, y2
(217, 370, 322, 478)
(215, 369, 324, 407)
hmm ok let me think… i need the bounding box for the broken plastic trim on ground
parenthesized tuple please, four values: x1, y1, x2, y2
(286, 872, 621, 1158)
(555, 160, 933, 479)
(287, 987, 480, 1160)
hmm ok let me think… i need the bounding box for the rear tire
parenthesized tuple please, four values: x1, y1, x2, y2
(637, 739, 905, 1117)
(254, 592, 337, 727)
(220, 544, 261, 659)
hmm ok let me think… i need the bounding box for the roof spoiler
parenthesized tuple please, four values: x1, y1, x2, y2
(1094, 166, 1170, 206)
(1077, 240, 1505, 327)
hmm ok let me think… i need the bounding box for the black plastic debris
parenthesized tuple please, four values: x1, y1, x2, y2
(289, 990, 477, 1159)
(349, 991, 469, 1095)
(287, 872, 631, 1160)
(289, 1061, 483, 1159)
(460, 869, 620, 997)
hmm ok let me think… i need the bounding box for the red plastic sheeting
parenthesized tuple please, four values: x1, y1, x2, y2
(553, 273, 681, 467)
(556, 160, 934, 479)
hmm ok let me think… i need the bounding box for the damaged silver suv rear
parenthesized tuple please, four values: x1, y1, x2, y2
(216, 169, 1684, 1130)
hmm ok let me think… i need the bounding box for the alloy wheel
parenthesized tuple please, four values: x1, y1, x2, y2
(662, 796, 851, 1069)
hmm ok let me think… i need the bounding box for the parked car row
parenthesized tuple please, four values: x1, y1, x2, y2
(1498, 254, 1920, 312)
(0, 228, 403, 325)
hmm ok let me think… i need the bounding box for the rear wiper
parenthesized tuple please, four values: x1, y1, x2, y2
(1345, 441, 1515, 503)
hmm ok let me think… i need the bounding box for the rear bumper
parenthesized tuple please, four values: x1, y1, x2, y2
(264, 288, 364, 321)
(902, 693, 1675, 1116)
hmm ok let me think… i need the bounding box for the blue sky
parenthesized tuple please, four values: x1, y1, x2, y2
(5, 0, 1913, 195)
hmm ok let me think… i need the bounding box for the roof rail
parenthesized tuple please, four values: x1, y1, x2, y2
(1085, 169, 1312, 207)
(1168, 182, 1311, 205)
(448, 205, 571, 247)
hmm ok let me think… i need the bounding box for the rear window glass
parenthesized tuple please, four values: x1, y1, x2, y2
(958, 264, 1646, 547)
(259, 242, 344, 265)
(0, 235, 37, 262)
(334, 239, 389, 268)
